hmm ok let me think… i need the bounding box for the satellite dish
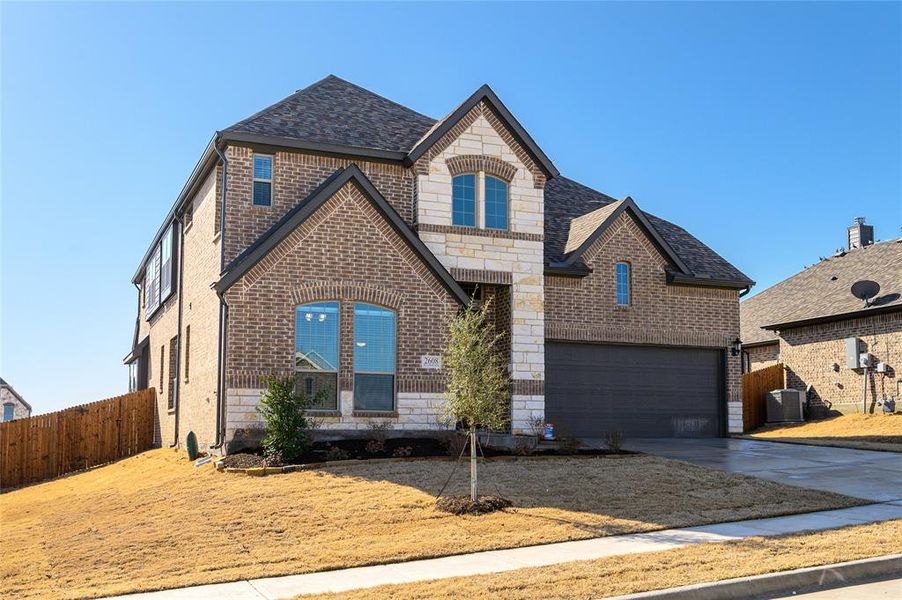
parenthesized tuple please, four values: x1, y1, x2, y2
(851, 280, 881, 307)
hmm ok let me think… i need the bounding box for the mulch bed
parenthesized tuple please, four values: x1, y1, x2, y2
(435, 495, 513, 515)
(221, 437, 626, 469)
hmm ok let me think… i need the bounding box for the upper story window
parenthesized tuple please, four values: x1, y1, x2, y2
(616, 262, 631, 306)
(451, 171, 509, 231)
(484, 176, 509, 230)
(2, 403, 14, 422)
(295, 302, 339, 410)
(354, 303, 396, 412)
(253, 154, 273, 206)
(144, 223, 177, 319)
(452, 174, 476, 227)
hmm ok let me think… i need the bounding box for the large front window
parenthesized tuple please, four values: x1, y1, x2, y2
(452, 174, 476, 227)
(354, 303, 396, 411)
(295, 301, 339, 410)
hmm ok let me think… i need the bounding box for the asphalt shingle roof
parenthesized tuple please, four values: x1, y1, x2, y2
(544, 177, 752, 283)
(740, 239, 902, 344)
(225, 75, 436, 153)
(224, 77, 750, 287)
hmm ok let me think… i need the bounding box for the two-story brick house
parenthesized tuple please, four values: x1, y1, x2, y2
(124, 76, 753, 452)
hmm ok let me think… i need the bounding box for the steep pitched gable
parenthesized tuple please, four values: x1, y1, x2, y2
(405, 84, 559, 180)
(557, 197, 691, 276)
(215, 165, 469, 306)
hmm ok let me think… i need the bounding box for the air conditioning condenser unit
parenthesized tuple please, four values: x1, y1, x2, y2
(766, 389, 804, 423)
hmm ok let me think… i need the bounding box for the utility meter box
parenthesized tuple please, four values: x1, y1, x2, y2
(859, 353, 873, 368)
(845, 337, 861, 368)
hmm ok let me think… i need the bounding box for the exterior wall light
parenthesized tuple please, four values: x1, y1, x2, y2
(731, 338, 742, 356)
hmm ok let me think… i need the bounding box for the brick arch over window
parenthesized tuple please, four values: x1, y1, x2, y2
(289, 281, 406, 313)
(446, 155, 518, 182)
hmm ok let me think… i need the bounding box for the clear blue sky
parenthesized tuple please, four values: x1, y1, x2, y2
(2, 2, 900, 414)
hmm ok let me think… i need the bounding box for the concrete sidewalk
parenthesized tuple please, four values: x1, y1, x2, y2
(106, 501, 902, 600)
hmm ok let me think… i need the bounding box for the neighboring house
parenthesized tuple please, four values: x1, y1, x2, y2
(0, 377, 32, 422)
(741, 219, 900, 414)
(124, 75, 752, 453)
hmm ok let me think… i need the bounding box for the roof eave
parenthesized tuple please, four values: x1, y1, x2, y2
(666, 271, 756, 290)
(762, 303, 902, 332)
(220, 131, 408, 163)
(131, 135, 221, 283)
(404, 84, 559, 178)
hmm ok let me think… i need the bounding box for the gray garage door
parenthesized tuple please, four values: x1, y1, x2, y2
(545, 343, 725, 438)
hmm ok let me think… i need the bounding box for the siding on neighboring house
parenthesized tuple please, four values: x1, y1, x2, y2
(0, 387, 30, 421)
(745, 342, 780, 371)
(780, 312, 900, 413)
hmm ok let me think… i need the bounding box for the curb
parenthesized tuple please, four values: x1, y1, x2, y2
(605, 554, 902, 600)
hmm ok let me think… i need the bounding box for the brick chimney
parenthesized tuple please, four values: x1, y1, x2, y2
(847, 217, 874, 250)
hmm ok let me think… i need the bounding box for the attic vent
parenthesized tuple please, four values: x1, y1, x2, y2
(830, 276, 838, 281)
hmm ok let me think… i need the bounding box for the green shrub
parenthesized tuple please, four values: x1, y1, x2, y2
(256, 374, 315, 464)
(186, 431, 199, 461)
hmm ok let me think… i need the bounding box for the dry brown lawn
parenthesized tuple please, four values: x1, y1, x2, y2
(750, 413, 902, 452)
(0, 449, 865, 599)
(305, 519, 902, 599)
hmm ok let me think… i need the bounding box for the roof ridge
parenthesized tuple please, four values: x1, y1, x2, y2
(323, 75, 436, 122)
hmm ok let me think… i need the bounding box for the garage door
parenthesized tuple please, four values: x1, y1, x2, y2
(545, 343, 724, 438)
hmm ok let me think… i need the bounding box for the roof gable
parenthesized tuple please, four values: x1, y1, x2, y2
(405, 84, 559, 179)
(544, 176, 753, 287)
(557, 196, 691, 275)
(215, 165, 469, 306)
(0, 378, 31, 411)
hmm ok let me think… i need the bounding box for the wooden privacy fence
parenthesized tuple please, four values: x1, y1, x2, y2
(0, 388, 156, 490)
(742, 363, 786, 432)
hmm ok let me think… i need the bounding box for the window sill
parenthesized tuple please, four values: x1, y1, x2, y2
(307, 410, 340, 418)
(212, 231, 221, 244)
(352, 410, 398, 418)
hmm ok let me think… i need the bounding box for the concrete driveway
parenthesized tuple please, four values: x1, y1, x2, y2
(621, 438, 902, 502)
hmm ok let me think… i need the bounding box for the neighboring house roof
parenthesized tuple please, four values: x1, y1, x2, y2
(0, 377, 32, 411)
(215, 164, 470, 306)
(544, 177, 753, 286)
(741, 238, 902, 344)
(225, 75, 436, 155)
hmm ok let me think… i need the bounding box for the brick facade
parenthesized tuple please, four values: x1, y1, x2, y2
(779, 312, 900, 413)
(222, 181, 459, 445)
(545, 212, 743, 433)
(745, 342, 780, 371)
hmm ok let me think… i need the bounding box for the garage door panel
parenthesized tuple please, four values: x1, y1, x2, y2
(545, 343, 723, 438)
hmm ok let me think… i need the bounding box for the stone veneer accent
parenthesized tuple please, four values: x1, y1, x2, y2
(544, 211, 743, 433)
(222, 181, 460, 445)
(414, 102, 545, 434)
(779, 311, 900, 413)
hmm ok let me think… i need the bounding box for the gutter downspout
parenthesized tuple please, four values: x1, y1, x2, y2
(169, 215, 186, 448)
(212, 138, 228, 450)
(739, 284, 753, 298)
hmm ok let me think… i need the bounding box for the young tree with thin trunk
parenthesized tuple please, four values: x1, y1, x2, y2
(442, 298, 510, 501)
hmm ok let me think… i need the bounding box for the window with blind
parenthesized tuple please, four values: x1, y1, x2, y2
(616, 262, 631, 306)
(353, 303, 396, 411)
(144, 223, 177, 319)
(253, 154, 273, 206)
(295, 302, 339, 410)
